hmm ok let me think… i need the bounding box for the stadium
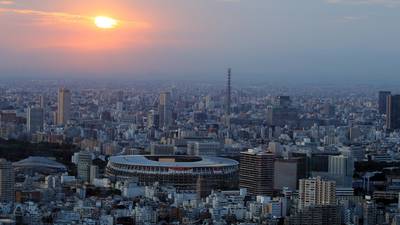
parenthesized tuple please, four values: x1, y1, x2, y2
(106, 155, 239, 190)
(13, 156, 67, 175)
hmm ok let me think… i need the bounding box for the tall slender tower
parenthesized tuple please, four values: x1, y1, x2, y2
(226, 68, 231, 116)
(57, 88, 71, 125)
(159, 92, 172, 129)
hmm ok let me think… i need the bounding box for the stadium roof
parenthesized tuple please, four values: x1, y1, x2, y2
(13, 156, 67, 170)
(109, 155, 238, 168)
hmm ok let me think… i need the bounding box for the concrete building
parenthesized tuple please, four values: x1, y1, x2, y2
(57, 88, 71, 125)
(386, 94, 400, 130)
(192, 141, 221, 156)
(274, 158, 303, 191)
(77, 151, 92, 183)
(298, 177, 336, 209)
(158, 92, 172, 129)
(0, 159, 15, 202)
(27, 107, 44, 134)
(239, 148, 275, 196)
(286, 205, 341, 225)
(150, 143, 175, 155)
(328, 155, 354, 187)
(378, 91, 391, 115)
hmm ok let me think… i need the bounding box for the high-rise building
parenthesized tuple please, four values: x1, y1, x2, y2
(298, 177, 336, 209)
(226, 68, 231, 116)
(0, 159, 15, 202)
(57, 88, 71, 125)
(386, 95, 400, 130)
(39, 95, 46, 109)
(266, 96, 298, 127)
(328, 155, 354, 187)
(27, 107, 44, 134)
(147, 110, 159, 129)
(239, 148, 275, 196)
(158, 92, 172, 128)
(276, 95, 291, 107)
(378, 91, 391, 114)
(77, 151, 92, 183)
(274, 157, 307, 191)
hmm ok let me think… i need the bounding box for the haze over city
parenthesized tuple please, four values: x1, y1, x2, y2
(1, 0, 400, 83)
(2, 1, 400, 225)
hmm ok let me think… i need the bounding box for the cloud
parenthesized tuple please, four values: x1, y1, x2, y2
(0, 8, 150, 28)
(0, 0, 13, 5)
(327, 0, 400, 7)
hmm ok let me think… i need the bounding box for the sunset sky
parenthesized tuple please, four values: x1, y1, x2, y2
(1, 0, 400, 83)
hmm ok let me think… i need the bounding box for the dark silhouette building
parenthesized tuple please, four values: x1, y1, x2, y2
(386, 95, 400, 130)
(378, 91, 391, 114)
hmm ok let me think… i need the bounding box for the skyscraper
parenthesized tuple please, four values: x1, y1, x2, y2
(266, 95, 298, 127)
(0, 159, 15, 202)
(27, 107, 44, 134)
(39, 95, 46, 109)
(378, 91, 391, 115)
(298, 177, 336, 209)
(57, 88, 71, 125)
(158, 92, 172, 128)
(386, 95, 400, 130)
(226, 68, 231, 116)
(328, 155, 354, 187)
(239, 148, 275, 196)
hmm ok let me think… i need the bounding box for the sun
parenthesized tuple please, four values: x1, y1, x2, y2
(94, 16, 118, 29)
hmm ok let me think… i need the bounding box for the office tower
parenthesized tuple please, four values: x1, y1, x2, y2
(378, 91, 391, 114)
(158, 92, 172, 128)
(0, 159, 15, 202)
(276, 95, 291, 107)
(57, 88, 71, 125)
(26, 107, 44, 134)
(147, 110, 159, 129)
(266, 96, 298, 127)
(298, 177, 336, 209)
(274, 158, 307, 191)
(39, 95, 46, 109)
(239, 148, 275, 196)
(226, 68, 231, 116)
(77, 151, 92, 183)
(193, 141, 221, 156)
(387, 95, 400, 130)
(328, 155, 354, 187)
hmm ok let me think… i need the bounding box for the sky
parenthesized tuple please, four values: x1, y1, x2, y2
(0, 0, 399, 83)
